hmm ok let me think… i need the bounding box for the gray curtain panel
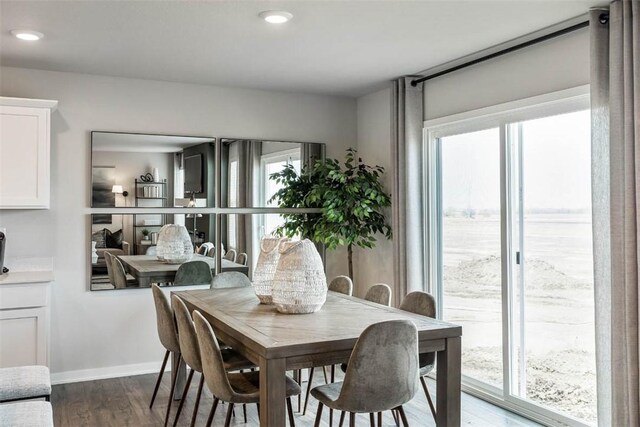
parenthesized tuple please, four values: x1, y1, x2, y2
(590, 2, 640, 426)
(391, 77, 425, 306)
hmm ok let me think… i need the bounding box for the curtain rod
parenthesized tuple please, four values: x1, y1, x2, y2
(410, 18, 595, 87)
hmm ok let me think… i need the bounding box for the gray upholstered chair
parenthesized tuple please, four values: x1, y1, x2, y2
(302, 275, 354, 415)
(236, 252, 248, 266)
(150, 284, 182, 426)
(311, 320, 419, 427)
(207, 247, 216, 258)
(364, 283, 392, 306)
(399, 291, 437, 420)
(105, 252, 137, 288)
(0, 366, 51, 403)
(193, 310, 301, 427)
(0, 401, 53, 426)
(223, 249, 237, 262)
(328, 275, 353, 296)
(145, 246, 158, 256)
(174, 261, 213, 287)
(211, 271, 251, 289)
(171, 296, 254, 427)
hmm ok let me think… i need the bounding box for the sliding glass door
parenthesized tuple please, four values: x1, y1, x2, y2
(427, 94, 595, 426)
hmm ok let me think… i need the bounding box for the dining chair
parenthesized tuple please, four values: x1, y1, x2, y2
(303, 275, 354, 415)
(211, 271, 251, 289)
(207, 247, 216, 258)
(174, 261, 213, 287)
(171, 295, 254, 427)
(105, 252, 136, 288)
(364, 283, 392, 306)
(223, 249, 237, 262)
(236, 252, 248, 266)
(311, 320, 419, 427)
(399, 291, 437, 420)
(193, 310, 301, 427)
(150, 285, 182, 426)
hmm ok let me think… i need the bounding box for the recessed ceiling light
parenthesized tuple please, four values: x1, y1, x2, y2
(259, 10, 293, 24)
(11, 30, 44, 41)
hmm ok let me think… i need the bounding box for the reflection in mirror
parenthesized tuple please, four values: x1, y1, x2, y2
(220, 139, 324, 207)
(90, 213, 223, 291)
(91, 132, 215, 208)
(219, 213, 324, 278)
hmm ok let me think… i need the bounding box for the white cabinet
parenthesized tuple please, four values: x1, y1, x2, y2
(0, 276, 52, 368)
(0, 97, 58, 209)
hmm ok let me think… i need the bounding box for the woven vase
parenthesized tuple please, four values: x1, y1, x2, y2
(156, 224, 193, 264)
(272, 239, 327, 314)
(252, 236, 288, 304)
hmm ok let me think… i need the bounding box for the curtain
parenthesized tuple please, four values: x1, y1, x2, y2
(590, 2, 640, 425)
(391, 77, 425, 306)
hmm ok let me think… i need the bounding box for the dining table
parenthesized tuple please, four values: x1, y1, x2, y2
(117, 254, 249, 287)
(173, 286, 462, 427)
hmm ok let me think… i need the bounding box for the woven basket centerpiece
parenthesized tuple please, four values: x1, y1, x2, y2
(252, 236, 288, 304)
(156, 224, 193, 264)
(272, 239, 327, 314)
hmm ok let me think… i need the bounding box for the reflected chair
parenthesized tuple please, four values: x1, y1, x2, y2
(211, 271, 251, 289)
(105, 252, 136, 288)
(364, 283, 392, 306)
(303, 275, 354, 415)
(236, 252, 248, 266)
(223, 249, 237, 262)
(150, 285, 182, 426)
(193, 310, 301, 427)
(174, 261, 213, 287)
(399, 291, 437, 420)
(207, 247, 216, 258)
(311, 320, 419, 427)
(171, 296, 254, 427)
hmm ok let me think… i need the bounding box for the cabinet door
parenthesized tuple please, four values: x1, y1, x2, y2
(0, 106, 50, 209)
(0, 307, 49, 367)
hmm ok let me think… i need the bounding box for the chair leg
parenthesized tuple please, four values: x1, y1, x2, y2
(224, 403, 235, 427)
(323, 365, 329, 383)
(287, 397, 295, 427)
(330, 408, 334, 427)
(377, 412, 382, 427)
(256, 403, 260, 417)
(331, 364, 335, 382)
(392, 409, 399, 426)
(206, 398, 219, 427)
(420, 376, 437, 420)
(338, 411, 346, 427)
(243, 404, 247, 423)
(150, 349, 170, 408)
(294, 369, 302, 412)
(313, 402, 324, 427)
(369, 412, 375, 426)
(396, 406, 409, 427)
(172, 368, 194, 427)
(349, 412, 355, 427)
(164, 354, 182, 427)
(190, 375, 204, 427)
(302, 367, 315, 415)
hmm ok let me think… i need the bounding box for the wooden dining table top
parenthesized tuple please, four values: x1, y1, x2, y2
(118, 254, 247, 274)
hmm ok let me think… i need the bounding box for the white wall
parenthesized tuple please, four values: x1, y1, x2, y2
(354, 29, 590, 301)
(0, 66, 356, 380)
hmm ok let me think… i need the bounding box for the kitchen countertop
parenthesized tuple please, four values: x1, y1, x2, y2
(0, 270, 55, 285)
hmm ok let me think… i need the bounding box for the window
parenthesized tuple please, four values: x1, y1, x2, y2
(425, 87, 595, 426)
(259, 149, 301, 236)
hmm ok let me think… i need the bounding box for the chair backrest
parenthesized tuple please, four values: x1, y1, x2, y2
(328, 275, 353, 296)
(364, 283, 392, 306)
(151, 284, 180, 353)
(223, 249, 237, 262)
(174, 261, 213, 286)
(399, 291, 436, 318)
(211, 271, 252, 289)
(104, 251, 115, 285)
(145, 246, 158, 256)
(194, 310, 247, 402)
(172, 295, 202, 373)
(337, 320, 419, 412)
(236, 252, 248, 266)
(110, 254, 129, 289)
(207, 247, 215, 258)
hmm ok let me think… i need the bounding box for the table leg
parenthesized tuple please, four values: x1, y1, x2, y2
(436, 336, 461, 426)
(171, 351, 185, 400)
(259, 356, 286, 427)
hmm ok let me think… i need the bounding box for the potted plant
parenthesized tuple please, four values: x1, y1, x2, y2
(141, 229, 150, 241)
(269, 148, 391, 279)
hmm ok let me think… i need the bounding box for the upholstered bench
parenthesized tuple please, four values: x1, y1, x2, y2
(0, 366, 51, 403)
(0, 401, 53, 426)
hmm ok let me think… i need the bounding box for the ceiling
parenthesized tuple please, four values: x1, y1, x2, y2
(0, 1, 604, 98)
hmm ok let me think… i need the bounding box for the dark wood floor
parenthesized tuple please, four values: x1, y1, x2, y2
(51, 371, 541, 426)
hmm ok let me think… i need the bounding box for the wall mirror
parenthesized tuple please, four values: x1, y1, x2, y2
(219, 139, 325, 208)
(91, 132, 216, 209)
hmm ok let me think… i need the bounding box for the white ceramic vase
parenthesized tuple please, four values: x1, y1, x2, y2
(156, 224, 193, 264)
(252, 236, 289, 304)
(271, 239, 327, 314)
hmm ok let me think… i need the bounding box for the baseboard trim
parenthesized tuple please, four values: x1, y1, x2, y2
(51, 361, 166, 385)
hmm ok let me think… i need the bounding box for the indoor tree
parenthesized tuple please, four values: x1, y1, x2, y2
(269, 148, 392, 279)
